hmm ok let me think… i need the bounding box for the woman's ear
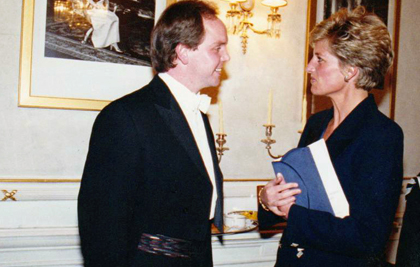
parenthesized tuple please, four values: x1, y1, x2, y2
(344, 66, 358, 82)
(175, 44, 189, 65)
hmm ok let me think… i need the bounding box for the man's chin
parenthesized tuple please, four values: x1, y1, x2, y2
(210, 78, 221, 88)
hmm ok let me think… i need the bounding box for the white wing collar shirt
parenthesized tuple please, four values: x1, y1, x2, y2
(159, 73, 217, 219)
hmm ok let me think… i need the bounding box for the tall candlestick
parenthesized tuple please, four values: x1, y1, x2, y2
(219, 100, 224, 134)
(267, 89, 273, 125)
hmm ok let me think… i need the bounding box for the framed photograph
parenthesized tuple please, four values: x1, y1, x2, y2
(301, 0, 401, 126)
(19, 0, 170, 111)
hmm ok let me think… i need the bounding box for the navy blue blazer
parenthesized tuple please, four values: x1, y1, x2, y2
(259, 95, 403, 266)
(78, 76, 223, 267)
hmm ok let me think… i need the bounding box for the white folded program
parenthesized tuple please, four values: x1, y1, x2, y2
(308, 139, 349, 218)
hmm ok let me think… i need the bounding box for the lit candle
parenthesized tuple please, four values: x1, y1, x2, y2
(219, 100, 224, 134)
(267, 89, 273, 125)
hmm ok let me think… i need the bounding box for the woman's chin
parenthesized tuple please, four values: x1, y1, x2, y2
(310, 87, 321, 96)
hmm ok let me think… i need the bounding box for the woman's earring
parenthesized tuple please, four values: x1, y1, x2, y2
(344, 76, 349, 82)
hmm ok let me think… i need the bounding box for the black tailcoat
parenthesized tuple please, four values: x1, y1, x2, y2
(78, 76, 223, 267)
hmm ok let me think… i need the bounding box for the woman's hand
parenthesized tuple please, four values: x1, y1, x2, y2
(260, 173, 301, 219)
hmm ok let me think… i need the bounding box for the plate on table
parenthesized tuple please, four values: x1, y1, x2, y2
(211, 210, 258, 234)
(227, 210, 258, 221)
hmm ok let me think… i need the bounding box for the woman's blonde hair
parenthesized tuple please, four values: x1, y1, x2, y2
(310, 6, 393, 91)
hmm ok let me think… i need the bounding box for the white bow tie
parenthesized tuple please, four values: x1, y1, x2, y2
(197, 94, 211, 114)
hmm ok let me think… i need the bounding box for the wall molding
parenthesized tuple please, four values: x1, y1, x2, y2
(0, 179, 270, 201)
(1, 177, 413, 183)
(0, 178, 271, 183)
(0, 227, 80, 249)
(1, 177, 413, 202)
(0, 179, 81, 183)
(0, 227, 83, 267)
(0, 182, 80, 201)
(0, 226, 280, 267)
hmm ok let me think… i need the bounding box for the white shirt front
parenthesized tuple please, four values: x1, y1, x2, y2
(159, 73, 217, 219)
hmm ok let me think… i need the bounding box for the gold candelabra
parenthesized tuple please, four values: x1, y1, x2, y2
(261, 124, 282, 159)
(216, 133, 229, 162)
(221, 0, 288, 54)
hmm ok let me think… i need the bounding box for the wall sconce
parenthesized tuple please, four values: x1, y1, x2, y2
(221, 0, 287, 54)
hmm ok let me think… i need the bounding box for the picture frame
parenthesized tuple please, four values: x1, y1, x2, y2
(18, 0, 171, 111)
(301, 0, 401, 126)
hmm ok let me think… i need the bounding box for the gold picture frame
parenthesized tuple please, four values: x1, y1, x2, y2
(18, 0, 172, 111)
(302, 0, 401, 126)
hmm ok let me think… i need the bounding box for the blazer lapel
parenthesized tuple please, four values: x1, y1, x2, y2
(326, 94, 377, 161)
(151, 76, 210, 180)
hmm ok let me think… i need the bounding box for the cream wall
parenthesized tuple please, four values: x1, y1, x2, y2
(0, 0, 309, 180)
(1, 0, 418, 180)
(214, 0, 307, 177)
(0, 0, 96, 179)
(0, 0, 418, 180)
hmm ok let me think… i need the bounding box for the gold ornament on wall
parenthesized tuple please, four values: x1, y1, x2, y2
(220, 0, 287, 54)
(1, 190, 18, 201)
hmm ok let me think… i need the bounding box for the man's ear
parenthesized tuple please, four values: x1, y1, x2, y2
(175, 43, 189, 65)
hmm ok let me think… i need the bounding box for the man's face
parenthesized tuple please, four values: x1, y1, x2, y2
(186, 18, 230, 92)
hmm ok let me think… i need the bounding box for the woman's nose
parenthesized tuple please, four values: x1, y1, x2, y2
(306, 58, 315, 73)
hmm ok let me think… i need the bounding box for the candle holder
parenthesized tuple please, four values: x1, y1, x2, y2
(216, 133, 229, 163)
(261, 124, 282, 159)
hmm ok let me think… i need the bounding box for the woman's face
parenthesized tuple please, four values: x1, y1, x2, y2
(306, 40, 347, 97)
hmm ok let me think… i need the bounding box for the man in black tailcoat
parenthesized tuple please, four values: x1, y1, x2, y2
(78, 1, 230, 266)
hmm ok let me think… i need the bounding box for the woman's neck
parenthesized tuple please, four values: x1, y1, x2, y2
(323, 88, 368, 140)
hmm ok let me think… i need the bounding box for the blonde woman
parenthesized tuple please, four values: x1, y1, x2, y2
(259, 7, 403, 266)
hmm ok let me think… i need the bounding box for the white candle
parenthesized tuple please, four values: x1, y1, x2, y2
(219, 100, 224, 134)
(267, 89, 273, 125)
